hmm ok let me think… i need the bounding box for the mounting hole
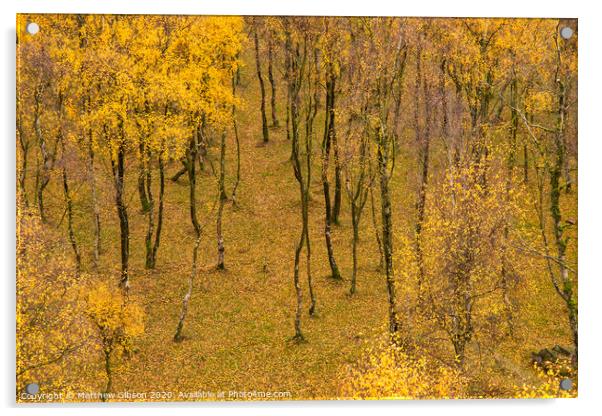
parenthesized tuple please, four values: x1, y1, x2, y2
(26, 22, 40, 35)
(559, 378, 573, 391)
(560, 26, 573, 40)
(25, 383, 39, 395)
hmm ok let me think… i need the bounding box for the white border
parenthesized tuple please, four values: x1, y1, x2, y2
(2, 1, 601, 415)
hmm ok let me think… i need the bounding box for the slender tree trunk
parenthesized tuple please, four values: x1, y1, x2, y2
(138, 141, 151, 213)
(500, 77, 520, 332)
(150, 155, 165, 269)
(102, 347, 112, 402)
(562, 86, 572, 194)
(303, 49, 319, 316)
(331, 99, 342, 225)
(88, 132, 101, 268)
(350, 208, 359, 295)
(253, 28, 269, 143)
(171, 162, 188, 182)
(111, 123, 130, 292)
(174, 130, 203, 342)
(17, 112, 29, 207)
(304, 201, 315, 316)
(144, 156, 155, 269)
(34, 158, 40, 208)
(285, 26, 307, 340)
(348, 180, 369, 296)
(292, 206, 305, 341)
(321, 69, 342, 280)
(234, 52, 241, 87)
(369, 183, 384, 271)
(523, 143, 529, 184)
(34, 86, 57, 223)
(377, 126, 400, 339)
(286, 76, 291, 142)
(267, 38, 279, 128)
(60, 133, 81, 275)
(414, 50, 431, 305)
(231, 77, 242, 205)
(216, 131, 227, 270)
(551, 77, 578, 364)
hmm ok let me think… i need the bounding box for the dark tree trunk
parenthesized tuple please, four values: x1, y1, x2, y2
(414, 49, 431, 304)
(150, 155, 165, 269)
(285, 24, 308, 341)
(369, 183, 384, 270)
(111, 124, 130, 293)
(144, 154, 155, 269)
(303, 48, 319, 317)
(267, 38, 279, 128)
(34, 85, 58, 223)
(332, 124, 342, 225)
(231, 77, 242, 205)
(171, 162, 188, 182)
(216, 131, 227, 270)
(253, 29, 269, 143)
(17, 111, 29, 207)
(60, 131, 81, 275)
(88, 131, 101, 269)
(321, 68, 342, 280)
(350, 211, 359, 295)
(102, 347, 112, 402)
(499, 77, 520, 332)
(551, 77, 578, 364)
(349, 179, 369, 296)
(377, 126, 400, 339)
(138, 141, 151, 213)
(286, 74, 291, 142)
(174, 128, 203, 342)
(523, 143, 529, 184)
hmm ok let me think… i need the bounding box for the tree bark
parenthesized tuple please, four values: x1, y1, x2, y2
(331, 118, 342, 225)
(216, 131, 227, 270)
(102, 347, 112, 402)
(413, 48, 431, 305)
(253, 28, 269, 143)
(17, 109, 29, 207)
(231, 77, 242, 205)
(369, 183, 384, 270)
(499, 77, 520, 332)
(349, 183, 369, 295)
(110, 122, 130, 293)
(267, 37, 279, 128)
(59, 125, 81, 275)
(34, 85, 58, 223)
(550, 77, 578, 364)
(174, 128, 203, 342)
(150, 154, 165, 269)
(377, 125, 400, 339)
(144, 154, 155, 269)
(285, 24, 308, 340)
(88, 131, 101, 269)
(321, 68, 342, 280)
(138, 141, 151, 213)
(170, 162, 188, 182)
(303, 48, 319, 316)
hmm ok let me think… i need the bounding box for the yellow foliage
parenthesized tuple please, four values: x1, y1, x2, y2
(85, 281, 145, 358)
(340, 340, 468, 399)
(16, 209, 94, 399)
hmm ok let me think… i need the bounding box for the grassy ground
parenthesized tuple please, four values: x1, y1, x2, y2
(64, 57, 394, 400)
(28, 49, 575, 401)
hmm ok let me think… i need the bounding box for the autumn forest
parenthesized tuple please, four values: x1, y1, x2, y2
(16, 15, 578, 401)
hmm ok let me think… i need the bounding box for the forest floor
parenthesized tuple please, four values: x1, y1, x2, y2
(43, 54, 574, 401)
(66, 62, 396, 400)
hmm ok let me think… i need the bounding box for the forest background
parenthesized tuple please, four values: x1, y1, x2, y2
(18, 13, 577, 398)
